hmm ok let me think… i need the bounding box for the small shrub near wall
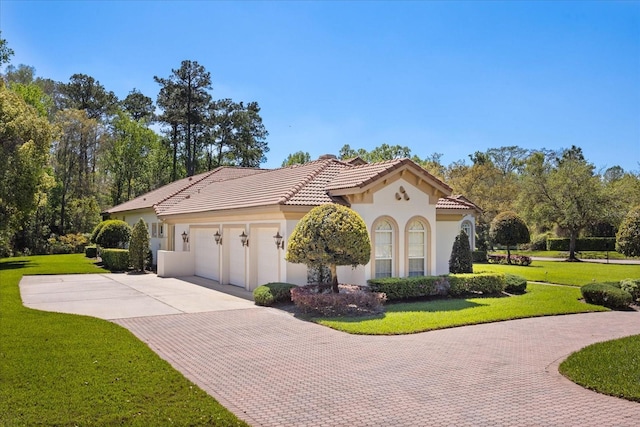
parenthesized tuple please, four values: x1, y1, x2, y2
(101, 249, 130, 271)
(253, 283, 297, 306)
(291, 284, 386, 316)
(581, 283, 632, 310)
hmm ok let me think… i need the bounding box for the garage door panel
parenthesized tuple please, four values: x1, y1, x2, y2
(255, 228, 279, 289)
(194, 228, 219, 281)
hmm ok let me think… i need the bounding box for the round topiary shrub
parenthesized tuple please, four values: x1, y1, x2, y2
(581, 283, 632, 310)
(253, 283, 297, 307)
(85, 245, 97, 258)
(504, 273, 527, 294)
(95, 220, 131, 249)
(90, 221, 106, 244)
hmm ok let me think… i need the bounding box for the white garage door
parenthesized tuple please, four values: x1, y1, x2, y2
(254, 227, 280, 290)
(194, 228, 219, 281)
(228, 227, 246, 287)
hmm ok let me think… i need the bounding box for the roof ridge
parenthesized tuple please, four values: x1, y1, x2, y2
(277, 159, 338, 204)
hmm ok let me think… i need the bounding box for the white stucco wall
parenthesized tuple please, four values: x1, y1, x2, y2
(119, 209, 167, 266)
(352, 178, 438, 282)
(157, 250, 194, 277)
(435, 214, 476, 275)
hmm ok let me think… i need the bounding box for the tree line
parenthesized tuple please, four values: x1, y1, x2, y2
(0, 33, 268, 256)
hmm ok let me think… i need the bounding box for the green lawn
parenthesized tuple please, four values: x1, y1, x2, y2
(560, 334, 640, 402)
(476, 261, 640, 286)
(317, 283, 607, 335)
(0, 254, 247, 426)
(492, 250, 635, 260)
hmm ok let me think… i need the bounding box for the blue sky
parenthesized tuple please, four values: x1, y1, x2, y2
(2, 1, 639, 171)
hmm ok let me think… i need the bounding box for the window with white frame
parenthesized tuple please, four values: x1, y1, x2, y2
(461, 221, 473, 249)
(374, 220, 393, 278)
(408, 220, 426, 276)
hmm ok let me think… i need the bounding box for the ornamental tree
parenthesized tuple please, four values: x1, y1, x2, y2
(489, 211, 530, 264)
(95, 220, 131, 249)
(616, 206, 640, 257)
(129, 218, 150, 272)
(286, 204, 371, 293)
(449, 230, 473, 274)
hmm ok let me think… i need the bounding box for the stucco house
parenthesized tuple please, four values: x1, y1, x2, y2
(104, 155, 480, 290)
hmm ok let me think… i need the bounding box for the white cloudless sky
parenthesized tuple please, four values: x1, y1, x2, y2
(2, 0, 639, 171)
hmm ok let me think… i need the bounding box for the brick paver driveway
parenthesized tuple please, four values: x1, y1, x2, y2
(115, 308, 640, 426)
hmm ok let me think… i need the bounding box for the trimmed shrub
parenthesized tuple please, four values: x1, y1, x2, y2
(367, 276, 450, 301)
(581, 283, 632, 309)
(527, 233, 550, 251)
(489, 211, 530, 264)
(101, 249, 130, 271)
(253, 283, 297, 306)
(449, 273, 506, 296)
(95, 220, 131, 249)
(47, 233, 89, 254)
(129, 218, 150, 272)
(547, 237, 616, 252)
(90, 221, 106, 244)
(619, 279, 640, 302)
(85, 245, 97, 258)
(290, 284, 386, 316)
(472, 250, 488, 263)
(487, 253, 532, 266)
(449, 230, 473, 273)
(505, 274, 527, 294)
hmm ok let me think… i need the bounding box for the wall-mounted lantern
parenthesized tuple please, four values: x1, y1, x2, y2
(273, 231, 285, 249)
(240, 231, 249, 247)
(181, 231, 189, 243)
(214, 230, 222, 245)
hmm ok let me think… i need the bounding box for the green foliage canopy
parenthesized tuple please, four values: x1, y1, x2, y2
(489, 211, 530, 264)
(286, 204, 371, 293)
(95, 220, 131, 249)
(616, 205, 640, 257)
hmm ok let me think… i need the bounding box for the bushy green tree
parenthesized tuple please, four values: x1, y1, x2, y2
(449, 230, 473, 274)
(95, 220, 131, 249)
(616, 206, 640, 257)
(286, 204, 371, 293)
(489, 211, 530, 264)
(129, 218, 150, 272)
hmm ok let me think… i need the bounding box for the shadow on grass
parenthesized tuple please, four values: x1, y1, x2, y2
(386, 298, 486, 313)
(0, 259, 34, 271)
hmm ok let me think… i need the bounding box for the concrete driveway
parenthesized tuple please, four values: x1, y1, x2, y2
(20, 273, 255, 319)
(19, 274, 640, 426)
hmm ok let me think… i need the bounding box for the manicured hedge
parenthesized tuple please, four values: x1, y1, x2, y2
(85, 245, 97, 258)
(368, 273, 506, 301)
(581, 283, 632, 310)
(367, 276, 450, 300)
(448, 273, 506, 296)
(101, 249, 130, 271)
(290, 284, 386, 316)
(547, 237, 616, 252)
(253, 282, 297, 306)
(504, 273, 527, 294)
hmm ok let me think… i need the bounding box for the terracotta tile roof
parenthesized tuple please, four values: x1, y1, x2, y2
(109, 157, 469, 218)
(105, 167, 266, 214)
(326, 158, 452, 194)
(436, 195, 483, 212)
(158, 159, 349, 216)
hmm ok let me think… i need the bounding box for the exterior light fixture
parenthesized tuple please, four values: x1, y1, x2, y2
(239, 231, 249, 247)
(214, 230, 222, 245)
(181, 231, 189, 243)
(273, 231, 285, 249)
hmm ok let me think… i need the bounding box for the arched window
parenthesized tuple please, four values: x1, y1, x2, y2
(374, 220, 394, 278)
(408, 221, 426, 276)
(461, 220, 473, 249)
